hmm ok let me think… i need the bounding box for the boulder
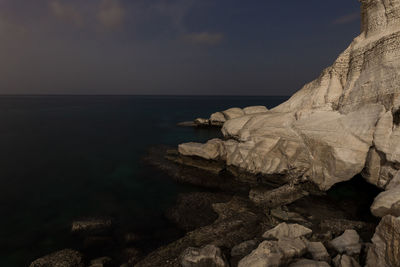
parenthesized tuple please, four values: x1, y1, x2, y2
(306, 241, 330, 262)
(238, 238, 307, 267)
(262, 222, 312, 240)
(230, 239, 259, 257)
(330, 230, 361, 256)
(289, 259, 330, 267)
(371, 185, 400, 217)
(333, 254, 360, 267)
(366, 215, 400, 266)
(180, 245, 229, 267)
(29, 249, 84, 267)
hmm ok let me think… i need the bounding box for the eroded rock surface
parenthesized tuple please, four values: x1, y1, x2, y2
(330, 230, 361, 256)
(367, 215, 400, 266)
(178, 0, 400, 192)
(262, 222, 312, 240)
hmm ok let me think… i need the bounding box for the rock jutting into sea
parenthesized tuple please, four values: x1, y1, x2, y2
(176, 0, 400, 266)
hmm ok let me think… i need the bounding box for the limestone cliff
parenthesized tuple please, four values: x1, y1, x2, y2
(179, 0, 400, 192)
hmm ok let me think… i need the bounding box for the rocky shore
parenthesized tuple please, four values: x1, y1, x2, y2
(29, 0, 400, 266)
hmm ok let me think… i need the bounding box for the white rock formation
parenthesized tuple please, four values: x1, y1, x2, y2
(178, 0, 400, 191)
(333, 254, 360, 267)
(196, 106, 269, 126)
(306, 241, 330, 262)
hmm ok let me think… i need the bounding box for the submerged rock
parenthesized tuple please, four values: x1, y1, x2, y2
(179, 245, 229, 267)
(71, 218, 113, 235)
(249, 184, 309, 208)
(29, 249, 84, 267)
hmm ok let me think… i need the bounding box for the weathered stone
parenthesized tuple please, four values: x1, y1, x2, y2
(210, 112, 226, 125)
(367, 215, 400, 267)
(178, 139, 224, 160)
(238, 238, 307, 267)
(333, 254, 360, 267)
(306, 241, 330, 262)
(249, 184, 309, 208)
(371, 185, 400, 217)
(71, 218, 113, 235)
(89, 257, 112, 267)
(177, 0, 400, 192)
(289, 259, 330, 267)
(29, 249, 84, 267)
(243, 106, 268, 115)
(330, 230, 361, 256)
(194, 118, 210, 126)
(230, 239, 258, 257)
(180, 245, 229, 267)
(262, 222, 312, 240)
(222, 107, 245, 120)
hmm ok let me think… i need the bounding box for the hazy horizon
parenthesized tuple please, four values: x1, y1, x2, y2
(1, 0, 361, 95)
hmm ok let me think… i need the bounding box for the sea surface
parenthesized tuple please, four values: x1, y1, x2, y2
(0, 95, 288, 266)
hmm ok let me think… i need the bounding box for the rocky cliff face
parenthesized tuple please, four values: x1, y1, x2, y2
(179, 0, 400, 192)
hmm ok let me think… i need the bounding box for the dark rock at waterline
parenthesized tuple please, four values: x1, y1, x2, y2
(71, 218, 114, 235)
(179, 244, 229, 267)
(142, 146, 251, 193)
(166, 192, 232, 231)
(89, 256, 113, 267)
(135, 196, 266, 267)
(29, 249, 84, 267)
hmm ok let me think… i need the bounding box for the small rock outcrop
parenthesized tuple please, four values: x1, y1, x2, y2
(306, 241, 330, 262)
(333, 254, 360, 267)
(29, 249, 84, 267)
(238, 238, 307, 267)
(180, 245, 229, 267)
(191, 106, 269, 127)
(330, 230, 361, 256)
(263, 222, 312, 240)
(370, 185, 400, 217)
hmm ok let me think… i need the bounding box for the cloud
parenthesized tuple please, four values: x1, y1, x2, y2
(183, 32, 224, 45)
(97, 0, 125, 30)
(332, 12, 360, 25)
(50, 1, 83, 27)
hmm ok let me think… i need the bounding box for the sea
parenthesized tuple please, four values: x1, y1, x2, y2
(0, 95, 289, 266)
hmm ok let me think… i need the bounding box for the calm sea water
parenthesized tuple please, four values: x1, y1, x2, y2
(0, 95, 288, 266)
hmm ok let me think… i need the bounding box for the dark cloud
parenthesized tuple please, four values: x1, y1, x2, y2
(183, 32, 224, 45)
(98, 0, 125, 30)
(332, 12, 360, 25)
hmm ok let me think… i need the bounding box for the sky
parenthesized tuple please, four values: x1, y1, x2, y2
(0, 0, 361, 95)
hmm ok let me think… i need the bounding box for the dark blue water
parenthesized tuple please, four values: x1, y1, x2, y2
(0, 95, 288, 266)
